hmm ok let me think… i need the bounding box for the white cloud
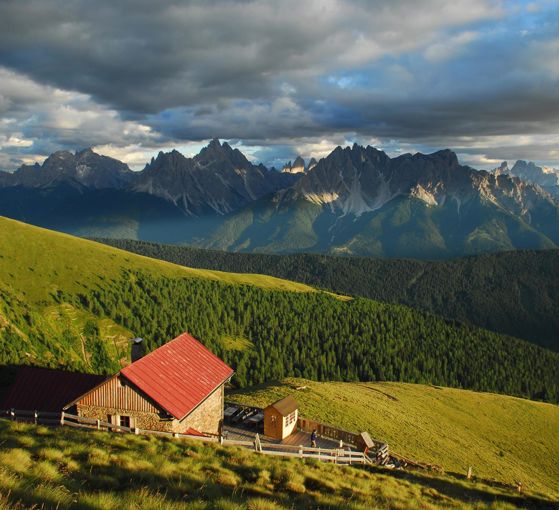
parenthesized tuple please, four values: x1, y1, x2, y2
(0, 67, 161, 169)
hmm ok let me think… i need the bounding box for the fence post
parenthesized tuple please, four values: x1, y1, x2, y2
(299, 445, 303, 458)
(467, 466, 472, 480)
(134, 427, 139, 435)
(60, 411, 65, 426)
(10, 408, 15, 421)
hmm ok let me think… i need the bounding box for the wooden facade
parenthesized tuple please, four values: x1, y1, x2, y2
(264, 396, 298, 440)
(71, 374, 226, 435)
(66, 333, 234, 436)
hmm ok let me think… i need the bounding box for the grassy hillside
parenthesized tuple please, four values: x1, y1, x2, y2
(0, 216, 314, 374)
(229, 379, 559, 499)
(0, 217, 314, 301)
(97, 239, 559, 351)
(0, 420, 557, 509)
(1, 217, 559, 403)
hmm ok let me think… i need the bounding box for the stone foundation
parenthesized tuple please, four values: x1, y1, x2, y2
(76, 384, 224, 435)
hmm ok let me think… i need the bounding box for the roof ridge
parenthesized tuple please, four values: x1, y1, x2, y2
(120, 331, 234, 419)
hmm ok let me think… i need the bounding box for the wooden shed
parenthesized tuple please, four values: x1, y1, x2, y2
(263, 395, 298, 440)
(65, 332, 234, 435)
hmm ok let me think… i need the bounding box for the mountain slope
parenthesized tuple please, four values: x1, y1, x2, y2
(1, 217, 558, 403)
(134, 139, 298, 215)
(194, 145, 559, 257)
(95, 239, 559, 352)
(2, 420, 555, 509)
(2, 142, 559, 258)
(0, 148, 134, 189)
(230, 378, 559, 499)
(0, 216, 314, 374)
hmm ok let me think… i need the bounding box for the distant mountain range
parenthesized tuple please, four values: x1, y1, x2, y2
(1, 140, 558, 258)
(494, 160, 559, 199)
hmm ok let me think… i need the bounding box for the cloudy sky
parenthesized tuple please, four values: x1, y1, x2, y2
(0, 0, 558, 170)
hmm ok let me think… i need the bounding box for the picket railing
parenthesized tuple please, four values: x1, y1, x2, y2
(0, 408, 61, 425)
(0, 409, 371, 466)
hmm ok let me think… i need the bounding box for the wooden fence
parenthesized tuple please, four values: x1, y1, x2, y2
(0, 408, 61, 425)
(0, 409, 372, 466)
(297, 416, 361, 446)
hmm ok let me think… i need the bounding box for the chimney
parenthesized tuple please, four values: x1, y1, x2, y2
(130, 338, 146, 363)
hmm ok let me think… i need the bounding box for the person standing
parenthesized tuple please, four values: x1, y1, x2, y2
(311, 429, 317, 448)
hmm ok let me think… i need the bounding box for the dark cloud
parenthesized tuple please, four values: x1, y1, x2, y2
(0, 0, 558, 169)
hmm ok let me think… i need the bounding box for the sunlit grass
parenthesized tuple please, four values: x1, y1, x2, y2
(0, 419, 555, 509)
(229, 378, 559, 500)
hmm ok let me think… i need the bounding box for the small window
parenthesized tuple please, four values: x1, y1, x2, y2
(119, 415, 130, 428)
(284, 410, 296, 426)
(107, 414, 113, 425)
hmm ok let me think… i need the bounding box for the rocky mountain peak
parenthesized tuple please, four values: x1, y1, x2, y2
(134, 141, 298, 216)
(282, 155, 307, 174)
(429, 149, 459, 168)
(196, 138, 250, 168)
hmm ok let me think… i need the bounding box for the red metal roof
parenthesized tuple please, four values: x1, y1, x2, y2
(1, 366, 106, 413)
(120, 332, 234, 420)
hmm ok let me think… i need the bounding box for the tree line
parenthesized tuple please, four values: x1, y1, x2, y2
(95, 239, 559, 352)
(62, 269, 559, 402)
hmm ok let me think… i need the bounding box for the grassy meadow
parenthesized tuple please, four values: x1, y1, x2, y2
(229, 379, 559, 500)
(0, 419, 556, 509)
(0, 216, 316, 303)
(0, 216, 315, 371)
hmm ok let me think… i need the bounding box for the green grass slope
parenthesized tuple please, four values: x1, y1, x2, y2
(1, 217, 559, 404)
(229, 379, 559, 499)
(0, 420, 556, 509)
(0, 216, 314, 374)
(0, 216, 314, 300)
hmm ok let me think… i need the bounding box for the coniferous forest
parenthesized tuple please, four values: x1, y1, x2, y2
(60, 270, 559, 402)
(96, 239, 559, 352)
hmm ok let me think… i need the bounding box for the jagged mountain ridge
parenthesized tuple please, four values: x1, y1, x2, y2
(134, 139, 298, 215)
(495, 160, 559, 199)
(281, 156, 317, 174)
(292, 145, 555, 218)
(0, 148, 135, 190)
(0, 141, 558, 258)
(197, 144, 559, 257)
(0, 140, 300, 217)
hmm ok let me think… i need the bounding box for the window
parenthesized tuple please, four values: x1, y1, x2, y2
(107, 414, 113, 426)
(284, 410, 296, 427)
(119, 415, 130, 428)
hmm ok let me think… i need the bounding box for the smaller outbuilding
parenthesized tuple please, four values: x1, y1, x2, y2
(263, 395, 298, 440)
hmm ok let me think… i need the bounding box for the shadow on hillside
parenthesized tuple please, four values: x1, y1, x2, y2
(385, 468, 557, 509)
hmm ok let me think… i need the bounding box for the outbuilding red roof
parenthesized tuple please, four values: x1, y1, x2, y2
(120, 332, 234, 419)
(1, 366, 106, 413)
